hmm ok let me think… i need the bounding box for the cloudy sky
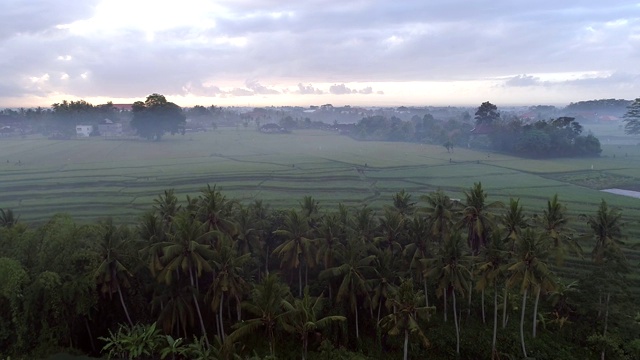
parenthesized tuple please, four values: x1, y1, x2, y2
(1, 0, 639, 108)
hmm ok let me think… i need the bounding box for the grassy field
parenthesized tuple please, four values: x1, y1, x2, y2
(1, 127, 639, 223)
(1, 126, 639, 293)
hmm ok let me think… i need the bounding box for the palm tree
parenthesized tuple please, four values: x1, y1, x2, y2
(138, 211, 166, 277)
(374, 208, 406, 255)
(535, 194, 581, 265)
(153, 189, 181, 230)
(476, 233, 510, 359)
(281, 288, 346, 360)
(424, 232, 472, 354)
(420, 190, 455, 245)
(350, 205, 377, 244)
(314, 214, 346, 300)
(299, 195, 320, 220)
(587, 200, 625, 265)
(499, 198, 527, 328)
(507, 228, 555, 358)
(225, 274, 290, 358)
(319, 241, 375, 340)
(460, 182, 502, 319)
(404, 216, 432, 307)
(197, 184, 238, 238)
(152, 282, 195, 338)
(460, 182, 502, 256)
(390, 189, 416, 218)
(0, 208, 20, 228)
(501, 198, 528, 250)
(585, 200, 628, 360)
(93, 218, 135, 327)
(370, 248, 401, 324)
(379, 279, 435, 360)
(208, 236, 250, 341)
(158, 213, 215, 348)
(272, 210, 316, 297)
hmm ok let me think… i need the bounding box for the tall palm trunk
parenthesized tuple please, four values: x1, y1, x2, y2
(532, 285, 541, 337)
(453, 289, 460, 354)
(219, 292, 225, 341)
(298, 263, 303, 297)
(403, 329, 409, 360)
(601, 292, 611, 360)
(355, 304, 360, 339)
(116, 282, 134, 327)
(492, 287, 498, 360)
(519, 288, 528, 359)
(481, 289, 486, 324)
(189, 270, 210, 349)
(424, 277, 429, 307)
(502, 286, 508, 328)
(444, 289, 448, 322)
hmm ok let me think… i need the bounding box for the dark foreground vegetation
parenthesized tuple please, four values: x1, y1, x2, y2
(0, 183, 638, 360)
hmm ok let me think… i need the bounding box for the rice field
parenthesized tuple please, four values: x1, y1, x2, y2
(1, 127, 639, 224)
(1, 127, 640, 295)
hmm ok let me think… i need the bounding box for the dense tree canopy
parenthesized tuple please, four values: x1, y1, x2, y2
(474, 101, 500, 126)
(130, 94, 186, 141)
(623, 98, 640, 135)
(0, 183, 637, 360)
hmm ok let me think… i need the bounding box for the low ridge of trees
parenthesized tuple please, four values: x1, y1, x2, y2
(469, 101, 602, 157)
(0, 184, 637, 359)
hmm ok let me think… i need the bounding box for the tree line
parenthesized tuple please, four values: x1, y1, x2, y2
(0, 184, 637, 359)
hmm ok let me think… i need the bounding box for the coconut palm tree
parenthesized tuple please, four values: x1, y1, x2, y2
(314, 213, 346, 300)
(460, 182, 502, 256)
(404, 215, 433, 307)
(535, 194, 581, 266)
(208, 236, 251, 341)
(153, 189, 181, 230)
(476, 233, 510, 359)
(0, 208, 20, 228)
(158, 213, 215, 348)
(424, 232, 472, 354)
(501, 198, 528, 250)
(197, 184, 238, 238)
(585, 200, 629, 360)
(374, 208, 406, 255)
(272, 210, 316, 297)
(420, 190, 455, 245)
(370, 247, 401, 324)
(319, 241, 375, 340)
(93, 218, 135, 327)
(390, 189, 416, 218)
(507, 228, 555, 358)
(225, 274, 290, 358)
(350, 205, 377, 244)
(379, 279, 435, 360)
(281, 288, 346, 360)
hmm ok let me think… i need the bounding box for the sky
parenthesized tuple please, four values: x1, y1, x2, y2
(1, 0, 639, 108)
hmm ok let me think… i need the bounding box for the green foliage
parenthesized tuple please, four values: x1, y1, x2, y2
(475, 101, 500, 126)
(130, 94, 186, 141)
(489, 116, 602, 157)
(623, 98, 640, 135)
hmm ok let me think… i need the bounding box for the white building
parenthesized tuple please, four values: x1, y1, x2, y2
(76, 125, 92, 137)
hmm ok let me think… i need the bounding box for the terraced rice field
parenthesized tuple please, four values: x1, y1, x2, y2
(1, 127, 639, 295)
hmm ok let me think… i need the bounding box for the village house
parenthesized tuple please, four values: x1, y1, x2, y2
(75, 125, 92, 137)
(98, 119, 123, 136)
